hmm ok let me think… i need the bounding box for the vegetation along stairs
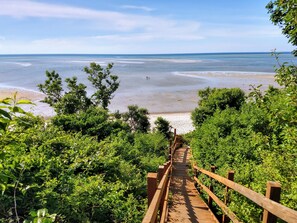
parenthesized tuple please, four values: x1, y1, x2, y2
(142, 129, 297, 223)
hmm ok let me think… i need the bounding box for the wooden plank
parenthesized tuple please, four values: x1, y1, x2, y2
(168, 147, 219, 223)
(194, 177, 243, 223)
(194, 166, 297, 223)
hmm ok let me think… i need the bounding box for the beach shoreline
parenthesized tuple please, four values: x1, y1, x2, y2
(0, 87, 195, 133)
(0, 70, 279, 134)
(0, 87, 194, 132)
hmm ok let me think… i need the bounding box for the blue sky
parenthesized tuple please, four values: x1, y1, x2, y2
(0, 0, 293, 54)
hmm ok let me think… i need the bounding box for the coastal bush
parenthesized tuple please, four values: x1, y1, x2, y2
(52, 106, 129, 141)
(190, 84, 297, 222)
(191, 87, 245, 126)
(189, 4, 297, 212)
(0, 104, 168, 222)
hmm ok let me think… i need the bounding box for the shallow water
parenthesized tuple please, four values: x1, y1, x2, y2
(0, 52, 296, 113)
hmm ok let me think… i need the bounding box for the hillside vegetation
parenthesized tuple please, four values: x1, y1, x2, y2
(189, 2, 297, 221)
(0, 64, 171, 223)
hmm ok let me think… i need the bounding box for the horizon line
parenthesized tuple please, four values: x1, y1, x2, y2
(0, 51, 292, 56)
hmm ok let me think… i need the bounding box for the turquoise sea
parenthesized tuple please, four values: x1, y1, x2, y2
(0, 52, 296, 113)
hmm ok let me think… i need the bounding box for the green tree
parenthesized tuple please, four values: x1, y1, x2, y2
(56, 77, 91, 114)
(154, 117, 171, 139)
(84, 62, 119, 109)
(122, 105, 150, 133)
(38, 62, 119, 114)
(266, 0, 297, 56)
(37, 70, 63, 108)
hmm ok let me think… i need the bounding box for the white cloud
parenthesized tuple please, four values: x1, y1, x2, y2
(0, 1, 290, 54)
(0, 0, 116, 19)
(121, 5, 154, 12)
(0, 0, 202, 35)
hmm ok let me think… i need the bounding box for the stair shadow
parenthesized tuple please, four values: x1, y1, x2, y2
(171, 147, 200, 223)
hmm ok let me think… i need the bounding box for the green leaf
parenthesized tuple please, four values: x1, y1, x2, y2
(17, 99, 34, 105)
(29, 210, 37, 217)
(0, 184, 6, 195)
(37, 209, 48, 218)
(12, 106, 26, 114)
(0, 109, 11, 119)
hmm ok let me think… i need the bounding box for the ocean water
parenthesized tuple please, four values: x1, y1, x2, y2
(0, 52, 294, 90)
(0, 52, 296, 113)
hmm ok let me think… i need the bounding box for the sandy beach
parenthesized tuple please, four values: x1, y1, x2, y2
(0, 87, 194, 134)
(0, 88, 55, 118)
(0, 71, 279, 134)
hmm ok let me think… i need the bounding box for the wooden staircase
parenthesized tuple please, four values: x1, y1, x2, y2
(167, 147, 218, 223)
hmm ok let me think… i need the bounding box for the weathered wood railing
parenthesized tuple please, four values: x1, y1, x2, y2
(193, 165, 297, 223)
(142, 130, 181, 223)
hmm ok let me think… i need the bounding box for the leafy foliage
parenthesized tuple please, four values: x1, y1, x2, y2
(191, 87, 245, 126)
(52, 106, 129, 141)
(188, 4, 297, 221)
(0, 92, 34, 133)
(0, 112, 168, 222)
(1, 90, 168, 223)
(154, 117, 171, 139)
(37, 71, 63, 108)
(122, 105, 150, 133)
(190, 84, 297, 221)
(38, 62, 119, 114)
(266, 0, 297, 56)
(84, 62, 119, 109)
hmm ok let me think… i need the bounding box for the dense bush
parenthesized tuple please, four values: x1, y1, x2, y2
(190, 83, 297, 222)
(189, 2, 297, 220)
(52, 107, 129, 141)
(0, 107, 168, 222)
(191, 87, 245, 127)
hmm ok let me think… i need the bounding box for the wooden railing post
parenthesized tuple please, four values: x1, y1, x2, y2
(193, 167, 199, 191)
(222, 171, 235, 223)
(174, 128, 176, 138)
(208, 166, 216, 209)
(147, 173, 158, 207)
(158, 165, 165, 182)
(262, 181, 281, 223)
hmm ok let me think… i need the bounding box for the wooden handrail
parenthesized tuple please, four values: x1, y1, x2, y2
(142, 163, 172, 223)
(142, 130, 180, 223)
(194, 176, 242, 223)
(193, 165, 297, 223)
(160, 177, 171, 223)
